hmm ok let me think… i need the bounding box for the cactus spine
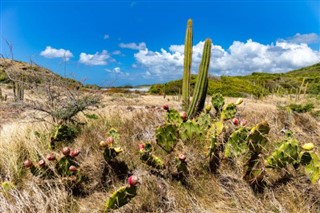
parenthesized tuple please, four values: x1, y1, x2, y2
(182, 19, 193, 111)
(188, 38, 211, 118)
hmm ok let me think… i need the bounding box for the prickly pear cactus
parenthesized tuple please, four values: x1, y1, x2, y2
(220, 103, 237, 121)
(56, 156, 79, 177)
(52, 124, 78, 142)
(166, 109, 183, 124)
(104, 147, 123, 162)
(156, 124, 179, 153)
(179, 120, 203, 142)
(105, 185, 137, 210)
(304, 153, 320, 184)
(207, 121, 224, 139)
(196, 112, 212, 130)
(224, 127, 249, 158)
(243, 156, 265, 185)
(211, 93, 225, 114)
(247, 121, 270, 153)
(107, 128, 120, 142)
(139, 143, 165, 169)
(265, 138, 300, 168)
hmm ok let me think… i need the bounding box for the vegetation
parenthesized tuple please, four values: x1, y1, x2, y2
(150, 63, 320, 98)
(0, 19, 319, 213)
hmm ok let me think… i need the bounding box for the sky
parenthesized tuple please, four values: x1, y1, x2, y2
(0, 0, 319, 86)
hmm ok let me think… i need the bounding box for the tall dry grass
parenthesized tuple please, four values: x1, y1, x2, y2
(0, 94, 319, 212)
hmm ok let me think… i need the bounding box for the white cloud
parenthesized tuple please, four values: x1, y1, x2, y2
(119, 42, 146, 50)
(105, 67, 129, 76)
(134, 35, 320, 81)
(280, 33, 320, 44)
(112, 50, 122, 55)
(104, 34, 110, 39)
(79, 50, 110, 65)
(40, 46, 73, 61)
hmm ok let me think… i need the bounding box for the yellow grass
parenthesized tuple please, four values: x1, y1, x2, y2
(0, 94, 320, 212)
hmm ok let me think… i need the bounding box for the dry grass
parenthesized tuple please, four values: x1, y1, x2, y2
(0, 94, 319, 212)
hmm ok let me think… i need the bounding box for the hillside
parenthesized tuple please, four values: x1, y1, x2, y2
(0, 59, 82, 87)
(149, 63, 320, 97)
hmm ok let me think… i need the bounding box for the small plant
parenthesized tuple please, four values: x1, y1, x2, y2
(100, 129, 123, 162)
(104, 175, 139, 210)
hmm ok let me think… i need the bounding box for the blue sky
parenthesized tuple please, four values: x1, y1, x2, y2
(1, 0, 319, 86)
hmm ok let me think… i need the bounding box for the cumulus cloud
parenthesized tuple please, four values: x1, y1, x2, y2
(79, 50, 110, 65)
(119, 42, 146, 50)
(134, 35, 320, 81)
(280, 33, 320, 44)
(40, 46, 73, 61)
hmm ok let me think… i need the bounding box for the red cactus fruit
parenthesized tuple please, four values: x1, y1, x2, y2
(139, 143, 145, 151)
(106, 137, 114, 145)
(232, 118, 239, 126)
(38, 159, 46, 167)
(162, 104, 169, 111)
(69, 165, 77, 172)
(178, 154, 186, 161)
(180, 111, 188, 122)
(70, 149, 80, 157)
(47, 154, 56, 161)
(128, 175, 139, 186)
(62, 147, 70, 156)
(23, 159, 33, 168)
(240, 119, 247, 126)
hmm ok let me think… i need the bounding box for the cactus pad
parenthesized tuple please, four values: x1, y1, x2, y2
(265, 139, 300, 168)
(105, 186, 137, 210)
(211, 93, 225, 114)
(224, 127, 249, 158)
(221, 103, 237, 121)
(179, 120, 203, 142)
(156, 124, 179, 153)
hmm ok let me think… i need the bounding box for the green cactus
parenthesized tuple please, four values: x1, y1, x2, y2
(182, 19, 193, 111)
(103, 147, 123, 162)
(220, 103, 237, 121)
(52, 124, 78, 145)
(107, 128, 120, 143)
(179, 120, 203, 142)
(196, 112, 212, 130)
(243, 156, 265, 186)
(188, 39, 212, 118)
(224, 127, 249, 158)
(207, 121, 224, 139)
(55, 156, 79, 177)
(105, 185, 137, 210)
(211, 93, 225, 114)
(265, 139, 300, 168)
(156, 124, 179, 153)
(304, 153, 320, 184)
(140, 143, 165, 169)
(166, 109, 183, 124)
(247, 121, 270, 153)
(299, 151, 313, 166)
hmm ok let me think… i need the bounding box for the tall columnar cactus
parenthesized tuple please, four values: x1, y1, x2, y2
(188, 39, 212, 118)
(182, 19, 193, 111)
